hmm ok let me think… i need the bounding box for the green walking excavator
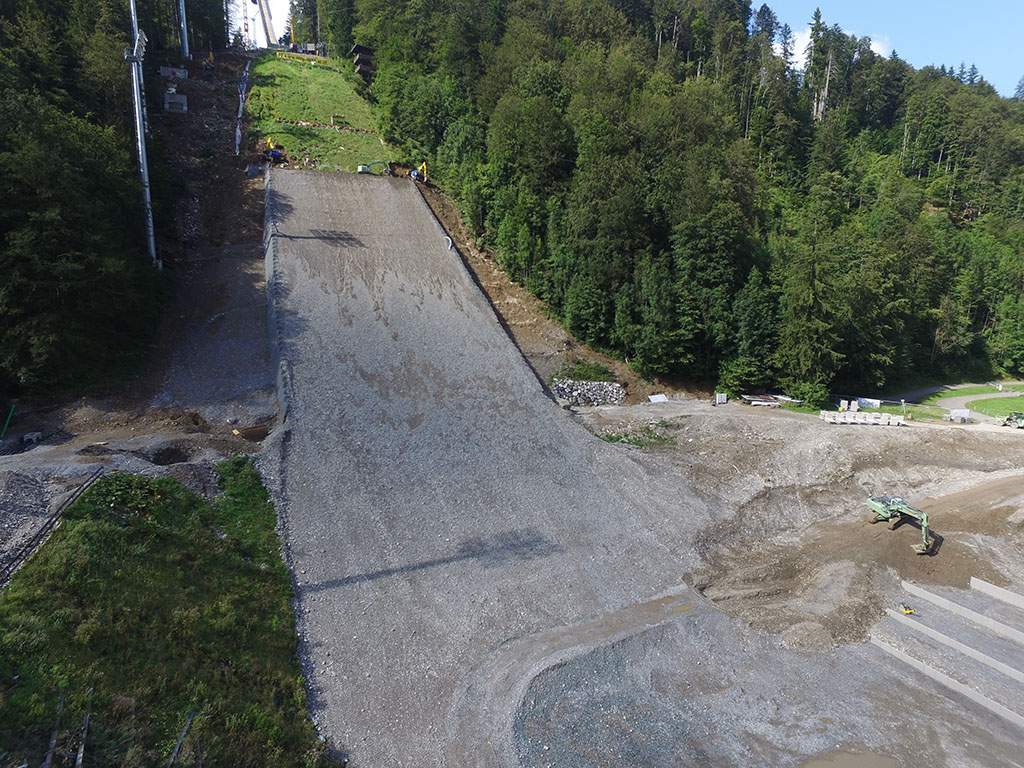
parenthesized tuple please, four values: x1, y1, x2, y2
(866, 496, 934, 554)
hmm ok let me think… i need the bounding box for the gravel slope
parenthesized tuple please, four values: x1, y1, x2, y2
(259, 170, 707, 766)
(259, 170, 1023, 768)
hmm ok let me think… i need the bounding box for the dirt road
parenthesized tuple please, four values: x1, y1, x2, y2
(260, 170, 1024, 767)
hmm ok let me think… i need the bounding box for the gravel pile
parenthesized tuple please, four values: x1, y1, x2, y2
(552, 378, 626, 406)
(0, 470, 48, 568)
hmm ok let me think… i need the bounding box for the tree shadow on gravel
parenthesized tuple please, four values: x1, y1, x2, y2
(304, 528, 564, 592)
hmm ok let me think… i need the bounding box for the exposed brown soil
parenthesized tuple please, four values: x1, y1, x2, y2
(417, 184, 709, 404)
(579, 402, 1024, 649)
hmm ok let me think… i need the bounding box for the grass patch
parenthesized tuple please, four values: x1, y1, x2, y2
(552, 359, 616, 383)
(247, 55, 394, 172)
(967, 395, 1024, 419)
(0, 458, 330, 767)
(601, 424, 675, 449)
(921, 384, 1024, 404)
(862, 403, 947, 421)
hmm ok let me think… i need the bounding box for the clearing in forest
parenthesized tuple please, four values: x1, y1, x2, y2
(246, 54, 394, 171)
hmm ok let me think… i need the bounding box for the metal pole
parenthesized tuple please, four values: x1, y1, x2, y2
(127, 0, 161, 270)
(178, 0, 191, 60)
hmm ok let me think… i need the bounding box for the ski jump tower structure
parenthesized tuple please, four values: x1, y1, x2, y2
(255, 0, 276, 47)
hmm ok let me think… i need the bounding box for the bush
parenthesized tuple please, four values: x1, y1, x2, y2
(784, 380, 832, 408)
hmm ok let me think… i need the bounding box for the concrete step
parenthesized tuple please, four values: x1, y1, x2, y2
(971, 577, 1024, 612)
(871, 617, 1024, 730)
(881, 608, 1024, 685)
(901, 580, 1024, 646)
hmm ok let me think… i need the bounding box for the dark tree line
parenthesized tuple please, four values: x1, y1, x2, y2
(286, 0, 356, 57)
(348, 0, 1024, 402)
(0, 0, 229, 393)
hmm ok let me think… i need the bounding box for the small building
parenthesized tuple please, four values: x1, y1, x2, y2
(349, 43, 375, 82)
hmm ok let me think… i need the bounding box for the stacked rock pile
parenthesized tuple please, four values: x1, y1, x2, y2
(552, 378, 626, 407)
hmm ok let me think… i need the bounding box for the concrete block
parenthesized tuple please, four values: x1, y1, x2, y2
(972, 578, 1024, 611)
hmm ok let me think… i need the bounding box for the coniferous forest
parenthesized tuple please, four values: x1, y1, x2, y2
(4, 0, 1024, 404)
(0, 0, 227, 393)
(305, 0, 1024, 402)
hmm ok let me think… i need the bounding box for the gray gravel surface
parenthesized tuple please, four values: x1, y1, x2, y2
(260, 171, 710, 765)
(259, 170, 1024, 767)
(150, 243, 276, 425)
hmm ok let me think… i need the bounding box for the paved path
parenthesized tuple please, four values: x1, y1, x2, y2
(938, 390, 1023, 424)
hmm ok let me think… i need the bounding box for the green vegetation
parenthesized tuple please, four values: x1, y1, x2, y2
(967, 395, 1024, 419)
(248, 55, 393, 171)
(780, 402, 822, 415)
(281, 0, 1024, 397)
(553, 359, 616, 382)
(922, 384, 1024, 404)
(601, 424, 675, 449)
(0, 458, 330, 767)
(285, 2, 356, 57)
(0, 0, 228, 393)
(863, 403, 947, 421)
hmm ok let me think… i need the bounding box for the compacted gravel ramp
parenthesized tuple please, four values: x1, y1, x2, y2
(260, 170, 1024, 768)
(260, 170, 704, 766)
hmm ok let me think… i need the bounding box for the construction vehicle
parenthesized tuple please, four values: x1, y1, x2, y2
(357, 160, 393, 175)
(866, 495, 934, 554)
(1001, 411, 1024, 429)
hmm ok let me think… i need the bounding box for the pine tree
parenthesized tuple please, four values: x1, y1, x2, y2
(1014, 75, 1024, 101)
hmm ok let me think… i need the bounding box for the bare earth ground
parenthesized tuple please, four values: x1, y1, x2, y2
(261, 169, 1024, 767)
(579, 402, 1024, 649)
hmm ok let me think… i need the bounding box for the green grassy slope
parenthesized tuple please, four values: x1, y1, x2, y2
(968, 395, 1024, 419)
(0, 458, 330, 767)
(921, 384, 1024, 404)
(247, 54, 393, 172)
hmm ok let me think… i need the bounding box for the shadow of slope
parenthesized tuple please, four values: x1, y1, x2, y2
(305, 528, 564, 593)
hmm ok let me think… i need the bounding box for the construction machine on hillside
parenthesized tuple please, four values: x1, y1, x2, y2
(1001, 412, 1024, 429)
(866, 496, 934, 554)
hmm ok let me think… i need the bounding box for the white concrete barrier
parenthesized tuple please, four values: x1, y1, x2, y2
(870, 636, 1024, 730)
(971, 578, 1024, 611)
(885, 609, 1024, 684)
(902, 581, 1024, 647)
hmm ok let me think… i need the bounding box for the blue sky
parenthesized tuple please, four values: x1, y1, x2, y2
(237, 1, 1022, 97)
(766, 0, 1021, 96)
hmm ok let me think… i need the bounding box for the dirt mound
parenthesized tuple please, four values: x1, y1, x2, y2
(0, 471, 49, 568)
(581, 403, 1024, 649)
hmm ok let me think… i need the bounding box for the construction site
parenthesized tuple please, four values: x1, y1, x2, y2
(2, 46, 1024, 768)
